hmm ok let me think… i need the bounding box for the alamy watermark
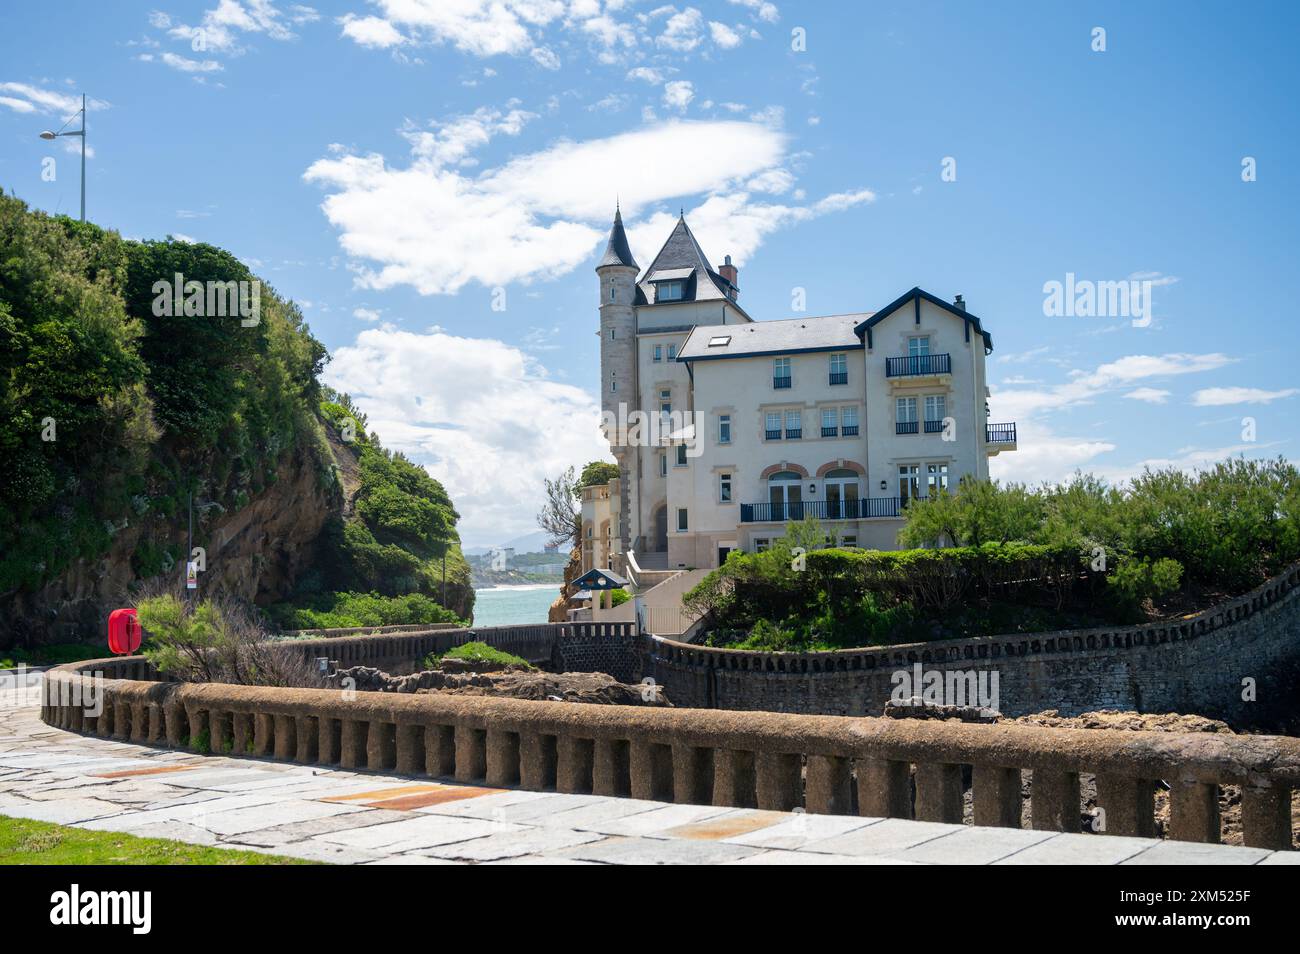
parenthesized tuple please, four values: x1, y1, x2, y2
(151, 272, 260, 327)
(890, 663, 1000, 712)
(601, 402, 704, 458)
(1042, 273, 1153, 327)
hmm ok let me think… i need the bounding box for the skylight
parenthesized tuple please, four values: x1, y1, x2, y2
(708, 335, 731, 347)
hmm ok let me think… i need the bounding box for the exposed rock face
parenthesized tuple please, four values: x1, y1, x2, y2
(547, 545, 581, 623)
(2, 442, 333, 645)
(884, 697, 1001, 723)
(326, 663, 672, 707)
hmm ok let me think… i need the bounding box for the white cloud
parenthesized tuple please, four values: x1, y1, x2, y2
(352, 307, 381, 322)
(627, 66, 668, 83)
(160, 0, 313, 54)
(709, 21, 743, 48)
(663, 80, 694, 110)
(656, 7, 705, 52)
(322, 326, 608, 546)
(0, 82, 107, 117)
(728, 0, 779, 23)
(160, 52, 224, 73)
(336, 0, 559, 57)
(530, 45, 561, 70)
(1123, 387, 1170, 404)
(339, 14, 407, 48)
(305, 114, 868, 295)
(1192, 386, 1299, 406)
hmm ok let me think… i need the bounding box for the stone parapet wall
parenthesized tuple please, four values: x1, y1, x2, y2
(40, 656, 1300, 848)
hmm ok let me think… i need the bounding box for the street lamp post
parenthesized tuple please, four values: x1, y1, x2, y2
(39, 93, 86, 223)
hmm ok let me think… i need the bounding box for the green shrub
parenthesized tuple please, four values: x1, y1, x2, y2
(1106, 557, 1184, 618)
(424, 641, 533, 670)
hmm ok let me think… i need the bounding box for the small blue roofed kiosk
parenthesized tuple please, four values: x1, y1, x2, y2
(572, 568, 628, 611)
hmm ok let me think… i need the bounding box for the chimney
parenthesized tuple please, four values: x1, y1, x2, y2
(954, 294, 966, 311)
(719, 254, 739, 299)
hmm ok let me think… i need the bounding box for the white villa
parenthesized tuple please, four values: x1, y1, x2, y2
(582, 207, 1016, 577)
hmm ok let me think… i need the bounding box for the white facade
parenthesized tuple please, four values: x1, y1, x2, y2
(595, 212, 1016, 571)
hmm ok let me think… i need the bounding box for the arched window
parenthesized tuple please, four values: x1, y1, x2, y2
(823, 468, 860, 519)
(767, 470, 803, 521)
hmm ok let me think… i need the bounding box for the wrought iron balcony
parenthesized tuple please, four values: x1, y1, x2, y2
(764, 428, 782, 440)
(842, 424, 859, 436)
(896, 420, 919, 435)
(986, 422, 1017, 444)
(886, 353, 951, 377)
(739, 497, 903, 523)
(785, 428, 802, 439)
(821, 426, 838, 437)
(773, 375, 792, 389)
(924, 419, 946, 434)
(829, 371, 848, 385)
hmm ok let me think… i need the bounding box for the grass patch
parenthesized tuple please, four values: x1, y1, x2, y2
(0, 815, 318, 865)
(0, 643, 109, 669)
(424, 640, 533, 670)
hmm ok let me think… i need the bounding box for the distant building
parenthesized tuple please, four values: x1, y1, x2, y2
(592, 206, 1017, 571)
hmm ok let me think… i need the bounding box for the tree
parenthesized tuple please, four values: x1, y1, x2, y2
(578, 460, 620, 489)
(537, 466, 581, 551)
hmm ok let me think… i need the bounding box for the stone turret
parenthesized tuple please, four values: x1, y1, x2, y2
(596, 205, 639, 561)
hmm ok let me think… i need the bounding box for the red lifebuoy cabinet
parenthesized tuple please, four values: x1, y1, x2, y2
(107, 607, 142, 655)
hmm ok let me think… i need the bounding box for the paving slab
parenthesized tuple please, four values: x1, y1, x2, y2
(195, 799, 370, 837)
(313, 813, 525, 851)
(553, 835, 762, 865)
(418, 826, 606, 861)
(722, 813, 876, 850)
(898, 826, 1056, 864)
(1119, 840, 1272, 865)
(993, 832, 1157, 865)
(230, 808, 413, 847)
(729, 848, 915, 865)
(802, 818, 964, 857)
(0, 793, 125, 825)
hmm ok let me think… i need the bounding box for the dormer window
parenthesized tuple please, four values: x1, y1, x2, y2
(657, 281, 685, 302)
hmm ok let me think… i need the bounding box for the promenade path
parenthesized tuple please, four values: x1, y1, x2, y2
(2, 682, 1294, 865)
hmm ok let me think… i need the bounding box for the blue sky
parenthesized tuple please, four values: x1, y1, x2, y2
(3, 1, 1298, 547)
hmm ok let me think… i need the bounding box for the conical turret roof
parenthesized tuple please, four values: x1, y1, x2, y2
(596, 205, 638, 270)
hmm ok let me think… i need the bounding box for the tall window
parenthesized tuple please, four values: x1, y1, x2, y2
(609, 282, 615, 302)
(773, 357, 792, 388)
(765, 412, 782, 440)
(660, 389, 672, 416)
(668, 343, 678, 360)
(841, 405, 859, 436)
(610, 372, 616, 393)
(899, 464, 921, 505)
(821, 408, 838, 437)
(676, 443, 687, 466)
(719, 473, 732, 503)
(767, 470, 803, 520)
(823, 468, 860, 519)
(719, 414, 732, 444)
(896, 396, 918, 433)
(785, 409, 802, 439)
(927, 463, 950, 496)
(653, 344, 662, 362)
(677, 508, 689, 531)
(829, 353, 848, 385)
(908, 335, 931, 357)
(659, 452, 667, 477)
(925, 394, 946, 421)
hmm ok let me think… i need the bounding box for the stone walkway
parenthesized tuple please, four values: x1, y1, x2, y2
(1, 683, 1294, 865)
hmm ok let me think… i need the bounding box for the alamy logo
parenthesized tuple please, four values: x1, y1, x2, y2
(890, 663, 1000, 711)
(601, 403, 704, 457)
(1042, 273, 1153, 327)
(50, 884, 151, 934)
(151, 271, 261, 327)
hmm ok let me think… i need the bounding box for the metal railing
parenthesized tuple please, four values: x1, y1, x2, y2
(896, 420, 919, 435)
(829, 371, 848, 385)
(740, 497, 902, 522)
(821, 426, 838, 437)
(886, 353, 951, 377)
(773, 375, 792, 389)
(987, 423, 1017, 443)
(924, 419, 946, 433)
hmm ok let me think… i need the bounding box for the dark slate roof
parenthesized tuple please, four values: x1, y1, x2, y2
(677, 313, 869, 362)
(572, 568, 629, 590)
(636, 215, 737, 306)
(853, 287, 994, 351)
(596, 206, 638, 270)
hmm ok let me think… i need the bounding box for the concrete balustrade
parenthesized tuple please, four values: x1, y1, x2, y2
(40, 662, 1300, 850)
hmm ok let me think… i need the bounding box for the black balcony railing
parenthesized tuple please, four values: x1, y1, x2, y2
(764, 428, 781, 440)
(886, 353, 952, 377)
(987, 422, 1017, 443)
(842, 424, 859, 436)
(829, 371, 848, 385)
(896, 420, 919, 434)
(740, 497, 903, 523)
(924, 419, 946, 433)
(785, 428, 802, 439)
(821, 426, 838, 437)
(773, 375, 792, 389)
